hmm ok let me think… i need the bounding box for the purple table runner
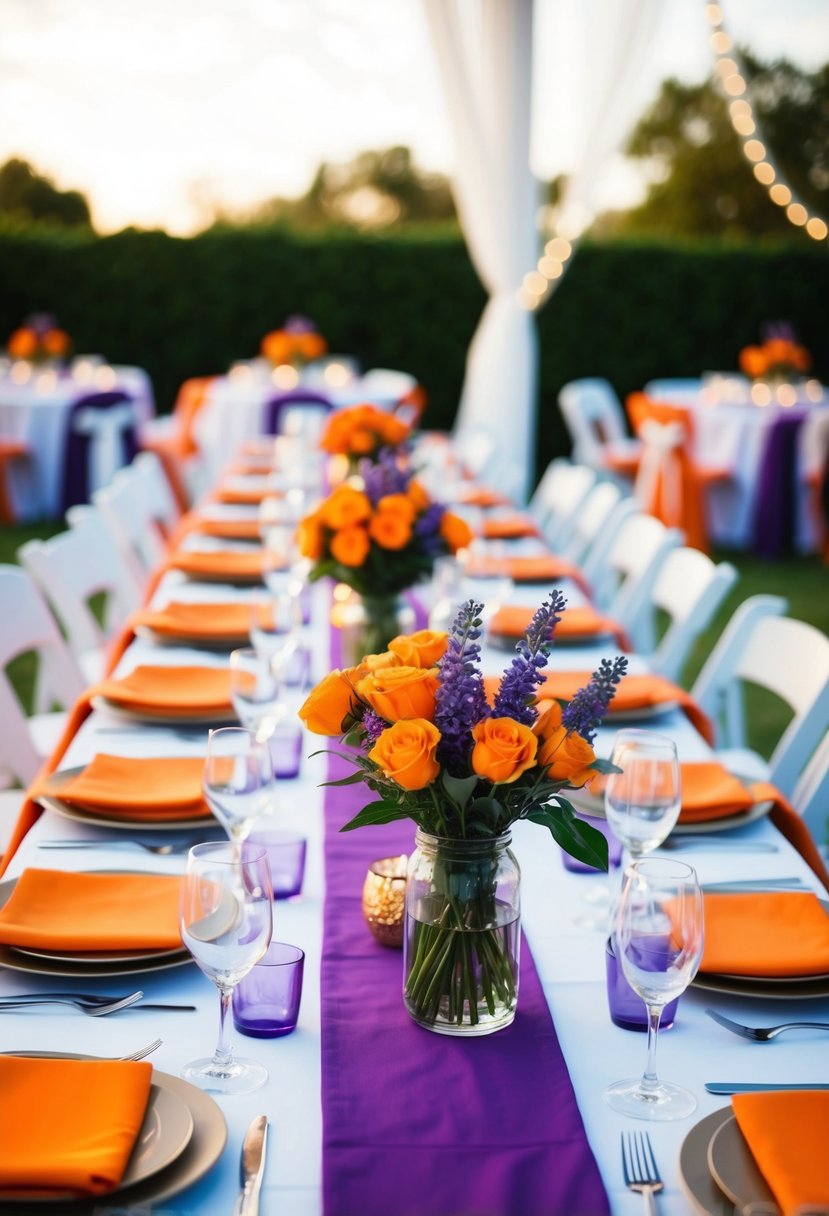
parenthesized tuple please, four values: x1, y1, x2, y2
(320, 623, 610, 1216)
(752, 409, 807, 559)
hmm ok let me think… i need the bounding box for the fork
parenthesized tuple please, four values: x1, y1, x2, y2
(120, 1037, 163, 1061)
(0, 991, 144, 1016)
(621, 1131, 664, 1216)
(706, 1008, 829, 1041)
(39, 839, 203, 856)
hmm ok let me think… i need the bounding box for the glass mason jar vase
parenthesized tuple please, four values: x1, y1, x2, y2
(339, 593, 415, 666)
(403, 829, 521, 1036)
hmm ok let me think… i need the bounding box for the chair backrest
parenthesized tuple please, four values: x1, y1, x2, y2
(643, 379, 701, 404)
(692, 595, 829, 795)
(61, 390, 138, 511)
(358, 368, 418, 409)
(563, 481, 632, 566)
(529, 460, 596, 546)
(791, 731, 829, 838)
(18, 510, 142, 678)
(130, 452, 180, 537)
(263, 391, 333, 438)
(648, 548, 739, 682)
(558, 379, 628, 467)
(90, 458, 168, 584)
(0, 565, 86, 782)
(599, 513, 685, 651)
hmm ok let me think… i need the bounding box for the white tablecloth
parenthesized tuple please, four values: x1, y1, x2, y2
(2, 499, 826, 1214)
(0, 365, 154, 520)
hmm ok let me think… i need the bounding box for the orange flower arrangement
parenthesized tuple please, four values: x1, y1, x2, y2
(319, 403, 410, 460)
(260, 315, 327, 367)
(7, 322, 70, 363)
(739, 329, 811, 382)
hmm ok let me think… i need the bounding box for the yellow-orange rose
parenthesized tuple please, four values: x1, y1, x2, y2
(297, 511, 325, 560)
(298, 669, 360, 735)
(535, 704, 596, 786)
(330, 525, 370, 567)
(368, 509, 412, 550)
(360, 650, 402, 672)
(369, 719, 441, 790)
(356, 665, 439, 723)
(321, 486, 371, 530)
(350, 428, 375, 455)
(377, 494, 416, 524)
(406, 479, 431, 511)
(7, 328, 36, 358)
(440, 510, 474, 554)
(471, 717, 538, 784)
(388, 629, 448, 668)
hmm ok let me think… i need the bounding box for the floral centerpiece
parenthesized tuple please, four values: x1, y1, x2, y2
(260, 314, 327, 368)
(319, 402, 411, 467)
(7, 313, 71, 364)
(739, 324, 811, 382)
(300, 594, 627, 1033)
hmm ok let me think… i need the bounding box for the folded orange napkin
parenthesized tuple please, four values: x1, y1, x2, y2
(466, 554, 586, 586)
(677, 760, 756, 823)
(132, 600, 254, 641)
(92, 664, 233, 716)
(480, 515, 540, 540)
(214, 483, 276, 505)
(0, 869, 183, 951)
(167, 549, 271, 581)
(457, 486, 511, 508)
(31, 754, 210, 820)
(192, 517, 262, 541)
(532, 671, 715, 744)
(0, 1056, 153, 1197)
(732, 1091, 829, 1215)
(700, 890, 829, 977)
(488, 604, 630, 649)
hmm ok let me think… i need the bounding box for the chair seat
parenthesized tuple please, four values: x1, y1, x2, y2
(717, 747, 772, 786)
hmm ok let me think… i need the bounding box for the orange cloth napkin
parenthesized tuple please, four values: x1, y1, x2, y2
(732, 1091, 829, 1215)
(192, 517, 262, 541)
(677, 760, 756, 823)
(167, 548, 271, 581)
(532, 671, 715, 745)
(466, 554, 588, 587)
(131, 600, 254, 641)
(457, 486, 511, 508)
(700, 890, 829, 977)
(0, 868, 183, 951)
(0, 1056, 153, 1198)
(488, 604, 630, 649)
(214, 482, 275, 505)
(31, 753, 210, 820)
(480, 515, 540, 540)
(92, 664, 233, 716)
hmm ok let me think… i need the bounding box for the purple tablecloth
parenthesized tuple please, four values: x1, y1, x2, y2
(320, 619, 610, 1216)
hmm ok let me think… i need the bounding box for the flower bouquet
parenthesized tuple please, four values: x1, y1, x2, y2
(319, 402, 411, 466)
(300, 594, 627, 1033)
(297, 450, 472, 657)
(739, 324, 811, 383)
(261, 315, 327, 367)
(7, 314, 71, 364)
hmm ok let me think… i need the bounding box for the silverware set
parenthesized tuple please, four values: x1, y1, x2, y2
(0, 990, 195, 1014)
(621, 1132, 663, 1215)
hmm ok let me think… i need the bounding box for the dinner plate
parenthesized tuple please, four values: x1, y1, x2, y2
(566, 785, 774, 835)
(0, 1062, 225, 1212)
(12, 942, 188, 965)
(90, 694, 236, 727)
(691, 970, 829, 1000)
(707, 1114, 777, 1211)
(37, 792, 215, 833)
(0, 878, 191, 979)
(678, 1106, 741, 1216)
(134, 624, 249, 649)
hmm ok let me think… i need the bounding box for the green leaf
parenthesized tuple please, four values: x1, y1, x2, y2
(439, 771, 478, 811)
(469, 796, 505, 826)
(339, 801, 413, 832)
(320, 769, 371, 788)
(527, 804, 609, 871)
(589, 758, 623, 775)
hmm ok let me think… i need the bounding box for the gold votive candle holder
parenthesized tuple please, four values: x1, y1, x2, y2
(361, 855, 408, 948)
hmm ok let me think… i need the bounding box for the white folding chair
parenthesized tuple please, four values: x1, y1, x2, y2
(562, 482, 635, 579)
(647, 548, 739, 682)
(19, 509, 143, 684)
(593, 513, 685, 652)
(129, 451, 180, 538)
(791, 731, 829, 840)
(558, 379, 641, 482)
(528, 460, 596, 548)
(0, 565, 86, 787)
(691, 595, 829, 797)
(89, 456, 169, 585)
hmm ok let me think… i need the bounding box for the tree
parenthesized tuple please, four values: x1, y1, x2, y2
(0, 158, 93, 228)
(612, 54, 828, 239)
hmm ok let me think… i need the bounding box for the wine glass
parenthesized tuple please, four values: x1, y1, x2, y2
(203, 727, 272, 843)
(230, 647, 286, 738)
(604, 857, 704, 1120)
(604, 730, 681, 864)
(179, 841, 273, 1094)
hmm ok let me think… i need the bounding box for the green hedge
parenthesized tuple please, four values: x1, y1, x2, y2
(1, 224, 827, 481)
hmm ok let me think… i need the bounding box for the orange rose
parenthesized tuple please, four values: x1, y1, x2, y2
(471, 717, 538, 784)
(368, 509, 412, 550)
(369, 719, 441, 790)
(440, 511, 473, 554)
(297, 511, 325, 560)
(406, 479, 431, 511)
(739, 345, 767, 379)
(793, 344, 811, 371)
(7, 328, 36, 358)
(298, 669, 360, 735)
(330, 525, 370, 567)
(356, 665, 439, 722)
(321, 485, 371, 530)
(261, 331, 292, 364)
(388, 629, 448, 668)
(42, 328, 69, 356)
(361, 650, 402, 672)
(378, 414, 410, 446)
(377, 494, 416, 524)
(534, 703, 596, 786)
(349, 428, 376, 454)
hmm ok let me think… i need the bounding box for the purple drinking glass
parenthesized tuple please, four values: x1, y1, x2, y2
(266, 721, 303, 779)
(605, 937, 679, 1032)
(248, 829, 307, 899)
(233, 941, 305, 1038)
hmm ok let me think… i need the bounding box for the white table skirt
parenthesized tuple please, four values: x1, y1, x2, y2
(2, 516, 826, 1214)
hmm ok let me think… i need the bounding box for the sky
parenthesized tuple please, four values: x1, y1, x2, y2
(0, 0, 826, 235)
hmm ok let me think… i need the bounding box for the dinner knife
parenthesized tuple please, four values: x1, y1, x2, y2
(706, 1082, 829, 1094)
(232, 1114, 268, 1216)
(700, 877, 806, 891)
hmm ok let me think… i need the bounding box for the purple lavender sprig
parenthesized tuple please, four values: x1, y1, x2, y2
(435, 600, 489, 775)
(492, 590, 566, 726)
(562, 655, 628, 744)
(359, 446, 411, 503)
(360, 709, 387, 747)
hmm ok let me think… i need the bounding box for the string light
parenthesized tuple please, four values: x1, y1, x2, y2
(704, 1, 828, 242)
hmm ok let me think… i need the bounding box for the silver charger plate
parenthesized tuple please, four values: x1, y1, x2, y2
(707, 1114, 777, 1212)
(90, 695, 236, 727)
(678, 1106, 742, 1216)
(37, 766, 216, 832)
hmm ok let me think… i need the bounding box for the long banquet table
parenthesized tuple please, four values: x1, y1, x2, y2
(2, 472, 828, 1215)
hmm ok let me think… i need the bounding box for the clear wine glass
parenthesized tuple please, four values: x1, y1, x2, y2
(203, 726, 272, 844)
(604, 729, 681, 864)
(604, 857, 704, 1120)
(230, 647, 286, 738)
(249, 588, 299, 675)
(179, 841, 273, 1094)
